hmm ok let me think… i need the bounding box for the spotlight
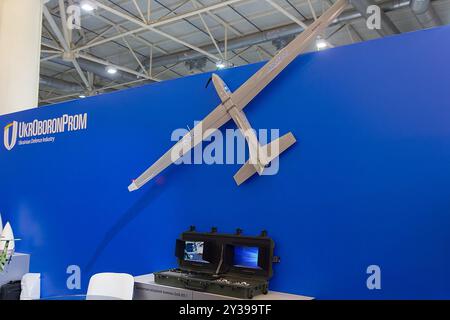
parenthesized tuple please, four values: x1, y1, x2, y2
(106, 66, 118, 75)
(81, 1, 95, 12)
(216, 61, 227, 70)
(216, 61, 234, 70)
(316, 38, 328, 50)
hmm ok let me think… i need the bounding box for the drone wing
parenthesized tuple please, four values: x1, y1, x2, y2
(232, 0, 347, 112)
(128, 104, 231, 191)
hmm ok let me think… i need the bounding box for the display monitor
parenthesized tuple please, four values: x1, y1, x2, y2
(184, 241, 209, 263)
(233, 246, 260, 269)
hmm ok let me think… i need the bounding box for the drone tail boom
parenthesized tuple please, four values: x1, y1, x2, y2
(234, 132, 296, 186)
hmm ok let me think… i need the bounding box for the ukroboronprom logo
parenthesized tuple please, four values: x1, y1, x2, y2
(3, 113, 88, 151)
(3, 121, 18, 151)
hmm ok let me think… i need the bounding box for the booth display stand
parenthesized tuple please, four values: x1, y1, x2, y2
(134, 274, 313, 300)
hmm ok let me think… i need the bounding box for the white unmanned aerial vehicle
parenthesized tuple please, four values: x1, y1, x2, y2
(129, 0, 348, 192)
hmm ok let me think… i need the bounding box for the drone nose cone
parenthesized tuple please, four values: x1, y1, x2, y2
(128, 181, 138, 192)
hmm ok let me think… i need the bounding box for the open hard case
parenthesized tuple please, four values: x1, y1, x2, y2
(154, 227, 278, 299)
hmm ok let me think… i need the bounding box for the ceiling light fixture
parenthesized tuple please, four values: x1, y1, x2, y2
(106, 66, 118, 75)
(81, 1, 95, 12)
(316, 38, 328, 50)
(216, 61, 227, 70)
(216, 61, 234, 70)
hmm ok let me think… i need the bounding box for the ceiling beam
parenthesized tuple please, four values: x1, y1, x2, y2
(72, 59, 92, 90)
(75, 0, 250, 54)
(150, 0, 249, 28)
(76, 52, 159, 81)
(131, 0, 147, 23)
(139, 0, 412, 69)
(58, 0, 72, 46)
(264, 0, 308, 29)
(191, 0, 225, 60)
(43, 5, 70, 52)
(88, 0, 222, 62)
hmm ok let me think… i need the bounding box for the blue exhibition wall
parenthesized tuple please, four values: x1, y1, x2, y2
(1, 26, 450, 299)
